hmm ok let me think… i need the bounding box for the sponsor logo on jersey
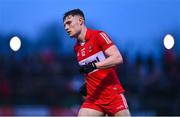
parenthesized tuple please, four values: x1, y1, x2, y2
(79, 51, 106, 66)
(80, 48, 86, 57)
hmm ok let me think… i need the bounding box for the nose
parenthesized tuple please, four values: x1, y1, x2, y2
(64, 25, 69, 31)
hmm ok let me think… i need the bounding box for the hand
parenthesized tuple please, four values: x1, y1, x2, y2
(79, 62, 97, 74)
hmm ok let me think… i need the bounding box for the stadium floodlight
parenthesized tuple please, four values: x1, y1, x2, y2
(163, 34, 175, 50)
(9, 36, 21, 52)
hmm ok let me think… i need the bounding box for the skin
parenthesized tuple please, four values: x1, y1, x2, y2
(63, 14, 131, 116)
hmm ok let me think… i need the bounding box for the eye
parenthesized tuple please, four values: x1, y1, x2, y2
(66, 21, 72, 25)
(64, 21, 72, 27)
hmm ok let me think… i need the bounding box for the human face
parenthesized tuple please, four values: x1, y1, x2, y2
(63, 15, 82, 38)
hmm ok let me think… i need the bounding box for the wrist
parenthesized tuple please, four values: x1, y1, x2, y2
(79, 61, 97, 74)
(91, 62, 97, 69)
(93, 62, 99, 69)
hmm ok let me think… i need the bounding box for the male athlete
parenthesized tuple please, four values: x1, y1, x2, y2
(63, 9, 131, 116)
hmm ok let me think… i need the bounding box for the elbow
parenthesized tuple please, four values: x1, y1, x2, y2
(116, 55, 123, 65)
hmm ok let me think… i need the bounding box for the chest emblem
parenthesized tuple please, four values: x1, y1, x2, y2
(88, 45, 93, 52)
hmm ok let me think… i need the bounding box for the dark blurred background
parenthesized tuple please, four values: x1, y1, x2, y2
(0, 0, 179, 116)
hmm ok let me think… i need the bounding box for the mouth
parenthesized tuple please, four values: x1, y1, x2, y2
(67, 31, 71, 34)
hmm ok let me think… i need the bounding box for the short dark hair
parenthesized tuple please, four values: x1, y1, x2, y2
(63, 9, 85, 21)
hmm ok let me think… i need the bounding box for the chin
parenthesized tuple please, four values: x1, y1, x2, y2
(69, 34, 76, 38)
(69, 35, 75, 38)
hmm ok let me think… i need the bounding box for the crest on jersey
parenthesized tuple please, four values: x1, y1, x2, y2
(88, 45, 93, 52)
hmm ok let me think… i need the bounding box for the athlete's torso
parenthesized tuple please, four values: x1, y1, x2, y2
(74, 28, 124, 101)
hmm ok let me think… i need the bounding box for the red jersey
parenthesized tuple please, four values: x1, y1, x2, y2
(74, 28, 124, 102)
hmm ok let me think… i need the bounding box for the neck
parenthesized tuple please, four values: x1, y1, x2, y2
(77, 26, 87, 43)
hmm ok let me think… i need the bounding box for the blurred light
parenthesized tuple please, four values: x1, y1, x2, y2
(9, 36, 21, 51)
(163, 34, 175, 50)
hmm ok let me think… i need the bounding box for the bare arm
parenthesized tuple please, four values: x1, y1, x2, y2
(95, 45, 123, 69)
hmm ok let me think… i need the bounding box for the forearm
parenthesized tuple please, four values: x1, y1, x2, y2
(78, 45, 123, 74)
(95, 55, 123, 69)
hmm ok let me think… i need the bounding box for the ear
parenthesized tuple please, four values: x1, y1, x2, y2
(79, 17, 84, 25)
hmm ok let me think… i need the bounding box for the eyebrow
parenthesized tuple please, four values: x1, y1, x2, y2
(64, 20, 71, 25)
(63, 20, 71, 27)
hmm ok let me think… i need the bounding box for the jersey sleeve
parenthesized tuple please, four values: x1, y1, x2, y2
(97, 31, 114, 51)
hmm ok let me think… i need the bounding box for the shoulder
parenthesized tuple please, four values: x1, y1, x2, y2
(89, 29, 107, 37)
(94, 30, 112, 43)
